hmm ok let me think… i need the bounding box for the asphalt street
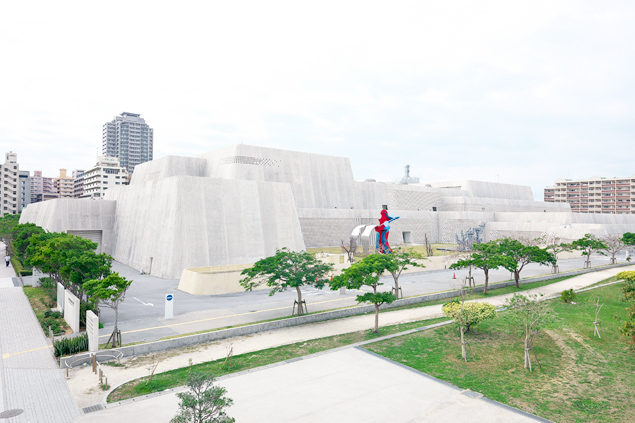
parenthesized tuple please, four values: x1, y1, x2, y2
(95, 253, 628, 344)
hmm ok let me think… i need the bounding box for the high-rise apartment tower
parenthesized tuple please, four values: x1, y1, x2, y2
(0, 152, 19, 216)
(102, 112, 153, 174)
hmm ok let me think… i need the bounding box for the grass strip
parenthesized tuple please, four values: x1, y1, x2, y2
(365, 282, 635, 423)
(107, 317, 449, 403)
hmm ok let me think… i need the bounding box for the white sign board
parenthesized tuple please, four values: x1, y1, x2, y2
(165, 293, 174, 319)
(64, 290, 80, 333)
(86, 310, 99, 352)
(56, 283, 65, 311)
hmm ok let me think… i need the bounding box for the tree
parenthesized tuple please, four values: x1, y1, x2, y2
(498, 238, 556, 288)
(384, 246, 426, 298)
(239, 248, 334, 316)
(171, 372, 234, 423)
(535, 233, 572, 273)
(329, 253, 396, 333)
(616, 270, 635, 346)
(571, 233, 607, 269)
(27, 233, 111, 301)
(601, 234, 627, 264)
(11, 223, 45, 261)
(0, 214, 20, 255)
(504, 293, 554, 371)
(443, 298, 496, 361)
(84, 272, 132, 348)
(341, 237, 357, 263)
(623, 232, 635, 246)
(450, 240, 510, 294)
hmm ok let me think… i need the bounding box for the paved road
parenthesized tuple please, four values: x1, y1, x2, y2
(93, 253, 627, 344)
(0, 243, 80, 422)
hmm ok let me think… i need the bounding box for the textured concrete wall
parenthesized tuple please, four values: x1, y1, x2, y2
(426, 180, 535, 200)
(106, 175, 306, 279)
(200, 144, 361, 210)
(19, 199, 116, 251)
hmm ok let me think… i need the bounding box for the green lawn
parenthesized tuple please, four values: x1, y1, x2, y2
(365, 283, 635, 423)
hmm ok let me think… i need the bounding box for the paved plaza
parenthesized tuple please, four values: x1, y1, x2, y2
(73, 348, 547, 423)
(0, 243, 80, 423)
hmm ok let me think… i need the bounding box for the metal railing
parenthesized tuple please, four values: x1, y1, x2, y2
(64, 350, 123, 387)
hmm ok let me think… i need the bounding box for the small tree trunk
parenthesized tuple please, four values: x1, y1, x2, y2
(461, 327, 467, 361)
(391, 271, 399, 298)
(295, 286, 303, 316)
(374, 304, 379, 333)
(483, 268, 489, 294)
(112, 306, 119, 348)
(524, 337, 532, 371)
(514, 270, 520, 288)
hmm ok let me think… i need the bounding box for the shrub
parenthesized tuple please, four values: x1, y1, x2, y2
(44, 310, 62, 319)
(442, 301, 497, 332)
(10, 257, 32, 276)
(80, 301, 98, 328)
(561, 289, 577, 303)
(39, 277, 55, 289)
(53, 333, 89, 357)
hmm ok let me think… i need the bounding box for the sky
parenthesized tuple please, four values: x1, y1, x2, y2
(1, 1, 634, 199)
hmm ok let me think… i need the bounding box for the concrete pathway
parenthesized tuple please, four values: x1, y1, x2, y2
(69, 265, 634, 421)
(74, 348, 545, 423)
(0, 243, 80, 422)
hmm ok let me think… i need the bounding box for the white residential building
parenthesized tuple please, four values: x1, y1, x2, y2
(82, 156, 129, 199)
(0, 152, 19, 216)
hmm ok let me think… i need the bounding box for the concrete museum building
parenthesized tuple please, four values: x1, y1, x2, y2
(20, 145, 635, 284)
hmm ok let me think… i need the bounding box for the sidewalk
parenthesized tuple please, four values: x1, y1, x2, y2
(69, 264, 634, 420)
(0, 243, 80, 422)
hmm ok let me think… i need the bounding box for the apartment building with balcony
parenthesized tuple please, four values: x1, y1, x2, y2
(544, 176, 635, 214)
(54, 169, 75, 199)
(18, 170, 31, 212)
(82, 156, 129, 199)
(102, 112, 153, 174)
(30, 170, 42, 203)
(0, 152, 19, 216)
(73, 169, 85, 198)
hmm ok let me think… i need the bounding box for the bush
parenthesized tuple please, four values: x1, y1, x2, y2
(561, 289, 576, 303)
(53, 333, 89, 357)
(10, 257, 32, 276)
(80, 301, 98, 328)
(44, 310, 62, 319)
(442, 301, 497, 332)
(39, 277, 55, 289)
